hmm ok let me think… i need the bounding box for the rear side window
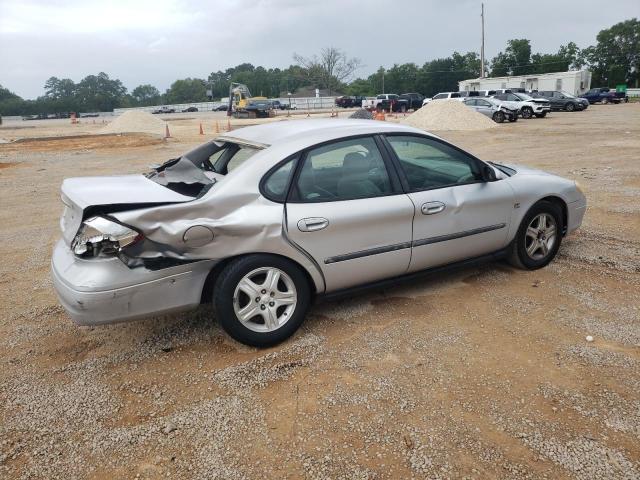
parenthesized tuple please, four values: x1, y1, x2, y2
(262, 158, 296, 202)
(433, 93, 446, 99)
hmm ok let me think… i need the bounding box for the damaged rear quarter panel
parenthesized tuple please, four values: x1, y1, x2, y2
(111, 151, 325, 293)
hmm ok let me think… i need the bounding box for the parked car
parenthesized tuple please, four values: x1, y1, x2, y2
(152, 106, 176, 114)
(491, 93, 551, 118)
(269, 100, 286, 110)
(580, 88, 621, 104)
(422, 92, 463, 106)
(213, 104, 228, 111)
(335, 96, 355, 108)
(352, 96, 366, 107)
(400, 93, 425, 110)
(374, 94, 409, 112)
(182, 106, 198, 112)
(463, 97, 518, 123)
(531, 91, 588, 112)
(51, 119, 586, 347)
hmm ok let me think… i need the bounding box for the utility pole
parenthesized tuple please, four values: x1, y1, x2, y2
(480, 3, 485, 78)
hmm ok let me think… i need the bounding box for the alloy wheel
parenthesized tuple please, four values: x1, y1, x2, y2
(525, 213, 557, 260)
(233, 267, 297, 333)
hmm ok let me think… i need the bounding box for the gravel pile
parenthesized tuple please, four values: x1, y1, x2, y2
(100, 111, 166, 136)
(402, 99, 498, 131)
(348, 109, 374, 120)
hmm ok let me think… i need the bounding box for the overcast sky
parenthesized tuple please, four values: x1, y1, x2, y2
(1, 0, 638, 99)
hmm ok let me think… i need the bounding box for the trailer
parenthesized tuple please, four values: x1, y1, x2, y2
(459, 70, 592, 96)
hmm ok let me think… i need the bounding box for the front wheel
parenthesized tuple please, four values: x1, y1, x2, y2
(508, 201, 563, 270)
(492, 111, 505, 123)
(213, 254, 311, 347)
(521, 107, 533, 119)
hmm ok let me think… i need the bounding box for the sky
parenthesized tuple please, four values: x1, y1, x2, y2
(1, 0, 638, 99)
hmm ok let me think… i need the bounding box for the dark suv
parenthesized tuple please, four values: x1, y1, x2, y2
(532, 91, 588, 112)
(400, 93, 425, 110)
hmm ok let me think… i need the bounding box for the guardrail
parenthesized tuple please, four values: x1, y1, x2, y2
(113, 97, 339, 114)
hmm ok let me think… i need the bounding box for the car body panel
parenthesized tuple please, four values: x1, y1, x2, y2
(286, 194, 415, 291)
(406, 180, 515, 271)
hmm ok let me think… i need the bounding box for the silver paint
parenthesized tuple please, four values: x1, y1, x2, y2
(51, 119, 587, 327)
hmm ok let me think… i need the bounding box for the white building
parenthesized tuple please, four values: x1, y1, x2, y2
(459, 70, 592, 96)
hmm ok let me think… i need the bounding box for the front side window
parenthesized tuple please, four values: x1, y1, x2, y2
(433, 93, 446, 99)
(386, 135, 482, 191)
(294, 137, 393, 202)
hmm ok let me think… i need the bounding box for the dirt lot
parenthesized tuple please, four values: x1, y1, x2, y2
(0, 105, 639, 479)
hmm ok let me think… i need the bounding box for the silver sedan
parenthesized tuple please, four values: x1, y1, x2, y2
(51, 119, 586, 346)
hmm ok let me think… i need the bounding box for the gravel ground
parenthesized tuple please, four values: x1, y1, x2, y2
(0, 105, 639, 479)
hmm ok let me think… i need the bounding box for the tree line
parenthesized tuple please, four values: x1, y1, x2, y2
(1, 18, 637, 116)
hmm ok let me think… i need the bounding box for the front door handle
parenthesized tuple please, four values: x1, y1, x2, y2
(421, 201, 445, 215)
(297, 217, 329, 232)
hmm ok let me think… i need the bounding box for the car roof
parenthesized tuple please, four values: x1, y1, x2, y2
(215, 118, 431, 149)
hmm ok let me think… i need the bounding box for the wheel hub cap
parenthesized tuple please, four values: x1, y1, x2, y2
(525, 213, 557, 260)
(233, 267, 297, 333)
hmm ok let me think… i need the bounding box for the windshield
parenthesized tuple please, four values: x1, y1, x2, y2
(514, 93, 534, 101)
(148, 141, 262, 196)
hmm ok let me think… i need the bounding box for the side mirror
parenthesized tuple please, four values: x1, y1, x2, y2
(482, 165, 497, 182)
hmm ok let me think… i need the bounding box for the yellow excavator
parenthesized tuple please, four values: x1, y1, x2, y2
(227, 83, 274, 119)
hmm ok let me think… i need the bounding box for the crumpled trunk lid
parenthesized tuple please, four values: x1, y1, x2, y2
(59, 174, 194, 245)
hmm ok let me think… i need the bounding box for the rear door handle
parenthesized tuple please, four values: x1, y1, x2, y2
(421, 201, 445, 215)
(297, 217, 329, 232)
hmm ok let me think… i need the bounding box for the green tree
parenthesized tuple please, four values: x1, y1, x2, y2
(75, 72, 127, 111)
(164, 78, 207, 103)
(491, 39, 532, 76)
(293, 47, 362, 95)
(131, 84, 161, 106)
(583, 18, 640, 87)
(346, 78, 375, 96)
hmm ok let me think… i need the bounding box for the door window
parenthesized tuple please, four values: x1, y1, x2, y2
(294, 137, 393, 202)
(386, 136, 482, 191)
(262, 158, 296, 202)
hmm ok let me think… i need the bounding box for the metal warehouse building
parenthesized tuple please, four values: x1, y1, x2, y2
(459, 70, 592, 96)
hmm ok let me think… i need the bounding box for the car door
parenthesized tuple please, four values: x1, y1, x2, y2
(286, 135, 415, 292)
(383, 134, 515, 272)
(475, 99, 494, 118)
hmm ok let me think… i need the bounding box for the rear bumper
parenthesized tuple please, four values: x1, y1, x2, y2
(51, 239, 216, 326)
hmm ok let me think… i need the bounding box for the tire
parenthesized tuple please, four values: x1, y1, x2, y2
(508, 115, 517, 122)
(521, 107, 533, 119)
(565, 102, 575, 112)
(535, 112, 547, 118)
(492, 111, 505, 123)
(213, 254, 311, 347)
(508, 200, 563, 270)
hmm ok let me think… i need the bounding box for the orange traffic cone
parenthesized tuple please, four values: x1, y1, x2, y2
(164, 124, 171, 138)
(199, 123, 204, 135)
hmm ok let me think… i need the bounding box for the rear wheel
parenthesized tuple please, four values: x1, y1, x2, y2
(508, 201, 563, 270)
(492, 111, 505, 123)
(213, 254, 311, 347)
(521, 107, 533, 119)
(565, 102, 575, 112)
